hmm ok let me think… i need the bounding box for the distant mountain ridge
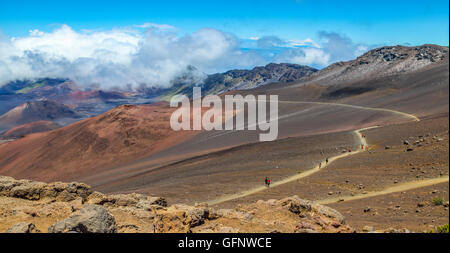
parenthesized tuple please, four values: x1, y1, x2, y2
(200, 63, 318, 94)
(309, 44, 449, 84)
(149, 63, 318, 98)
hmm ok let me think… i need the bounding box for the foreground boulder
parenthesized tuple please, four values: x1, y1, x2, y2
(48, 205, 117, 233)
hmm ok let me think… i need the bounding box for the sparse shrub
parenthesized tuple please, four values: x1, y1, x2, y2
(437, 224, 449, 233)
(432, 197, 444, 206)
(297, 170, 302, 174)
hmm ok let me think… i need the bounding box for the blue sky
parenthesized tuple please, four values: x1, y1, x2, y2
(1, 0, 448, 45)
(0, 0, 448, 88)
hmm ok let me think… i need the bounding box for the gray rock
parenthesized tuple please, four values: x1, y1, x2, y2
(48, 205, 117, 233)
(0, 176, 23, 196)
(5, 222, 40, 233)
(312, 204, 346, 224)
(136, 199, 166, 211)
(279, 195, 313, 214)
(10, 182, 46, 200)
(108, 194, 139, 207)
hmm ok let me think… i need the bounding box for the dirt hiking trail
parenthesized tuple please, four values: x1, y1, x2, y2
(207, 126, 378, 205)
(207, 101, 421, 206)
(316, 176, 450, 205)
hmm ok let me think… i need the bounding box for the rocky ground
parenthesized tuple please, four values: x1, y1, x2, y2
(0, 176, 354, 233)
(328, 182, 449, 233)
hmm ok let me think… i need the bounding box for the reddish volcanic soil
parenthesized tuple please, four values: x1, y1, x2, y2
(0, 102, 199, 182)
(1, 120, 61, 139)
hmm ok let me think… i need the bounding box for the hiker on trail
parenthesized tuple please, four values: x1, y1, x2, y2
(361, 144, 364, 150)
(267, 179, 271, 187)
(265, 177, 269, 187)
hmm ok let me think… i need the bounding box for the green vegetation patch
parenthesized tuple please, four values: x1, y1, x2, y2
(16, 82, 46, 94)
(432, 197, 444, 206)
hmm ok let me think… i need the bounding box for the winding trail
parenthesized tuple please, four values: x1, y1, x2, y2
(207, 101, 421, 206)
(206, 126, 378, 205)
(199, 100, 419, 143)
(316, 176, 449, 205)
(276, 100, 420, 122)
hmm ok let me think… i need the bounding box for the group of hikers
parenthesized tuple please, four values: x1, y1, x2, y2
(264, 132, 368, 187)
(318, 157, 330, 169)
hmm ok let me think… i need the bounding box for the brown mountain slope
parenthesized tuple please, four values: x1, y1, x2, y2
(1, 121, 61, 139)
(0, 102, 199, 182)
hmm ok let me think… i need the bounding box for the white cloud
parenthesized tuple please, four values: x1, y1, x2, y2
(0, 24, 265, 89)
(318, 31, 373, 63)
(270, 32, 373, 68)
(0, 24, 373, 90)
(285, 38, 322, 48)
(274, 47, 330, 66)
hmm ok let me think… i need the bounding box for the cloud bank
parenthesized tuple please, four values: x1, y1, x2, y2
(0, 24, 373, 90)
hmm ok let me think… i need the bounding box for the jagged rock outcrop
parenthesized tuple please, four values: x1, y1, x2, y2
(0, 176, 353, 233)
(0, 176, 92, 202)
(48, 205, 117, 233)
